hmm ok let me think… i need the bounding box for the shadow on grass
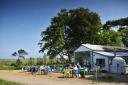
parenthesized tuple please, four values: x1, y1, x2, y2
(58, 73, 128, 84)
(84, 73, 128, 83)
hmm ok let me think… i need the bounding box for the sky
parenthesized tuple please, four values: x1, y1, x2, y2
(0, 0, 128, 59)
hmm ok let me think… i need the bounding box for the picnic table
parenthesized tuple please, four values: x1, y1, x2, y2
(64, 69, 73, 78)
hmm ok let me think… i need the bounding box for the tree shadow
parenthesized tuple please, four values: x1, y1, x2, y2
(85, 73, 128, 84)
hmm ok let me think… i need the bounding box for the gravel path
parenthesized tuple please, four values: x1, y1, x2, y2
(0, 70, 127, 85)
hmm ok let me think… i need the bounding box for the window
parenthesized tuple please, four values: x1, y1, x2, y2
(96, 59, 105, 68)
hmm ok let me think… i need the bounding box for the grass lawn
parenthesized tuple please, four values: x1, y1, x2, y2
(0, 79, 23, 85)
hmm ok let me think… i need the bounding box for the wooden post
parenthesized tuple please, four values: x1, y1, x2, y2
(91, 51, 94, 67)
(114, 48, 116, 57)
(96, 66, 98, 83)
(73, 52, 75, 63)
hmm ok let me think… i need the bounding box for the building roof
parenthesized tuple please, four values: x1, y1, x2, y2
(82, 44, 128, 52)
(94, 51, 128, 57)
(74, 44, 128, 57)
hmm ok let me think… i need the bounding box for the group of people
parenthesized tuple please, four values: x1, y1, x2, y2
(22, 65, 52, 75)
(62, 63, 90, 78)
(22, 63, 92, 78)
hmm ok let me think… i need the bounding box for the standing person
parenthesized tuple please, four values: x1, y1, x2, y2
(79, 67, 84, 78)
(46, 65, 51, 77)
(44, 65, 47, 75)
(73, 65, 79, 78)
(77, 62, 81, 69)
(40, 65, 44, 75)
(68, 64, 72, 69)
(32, 66, 36, 75)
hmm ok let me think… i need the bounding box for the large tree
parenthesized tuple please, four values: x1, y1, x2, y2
(39, 8, 102, 61)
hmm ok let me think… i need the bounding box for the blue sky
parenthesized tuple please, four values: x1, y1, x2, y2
(0, 0, 128, 59)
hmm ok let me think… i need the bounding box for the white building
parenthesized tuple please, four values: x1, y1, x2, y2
(73, 44, 128, 74)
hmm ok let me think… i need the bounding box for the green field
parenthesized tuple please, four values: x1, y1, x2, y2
(0, 79, 23, 85)
(0, 59, 17, 70)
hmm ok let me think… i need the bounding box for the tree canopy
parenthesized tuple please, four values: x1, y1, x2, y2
(39, 7, 102, 61)
(97, 30, 124, 46)
(119, 27, 128, 47)
(103, 17, 128, 47)
(39, 8, 128, 62)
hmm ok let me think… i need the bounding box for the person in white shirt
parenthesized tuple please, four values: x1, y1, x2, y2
(73, 65, 79, 78)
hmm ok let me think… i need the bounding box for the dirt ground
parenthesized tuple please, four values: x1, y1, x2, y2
(0, 70, 127, 85)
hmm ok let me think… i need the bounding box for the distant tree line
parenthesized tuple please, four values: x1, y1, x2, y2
(11, 49, 67, 67)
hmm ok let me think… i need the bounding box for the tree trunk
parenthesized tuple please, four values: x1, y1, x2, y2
(67, 50, 71, 62)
